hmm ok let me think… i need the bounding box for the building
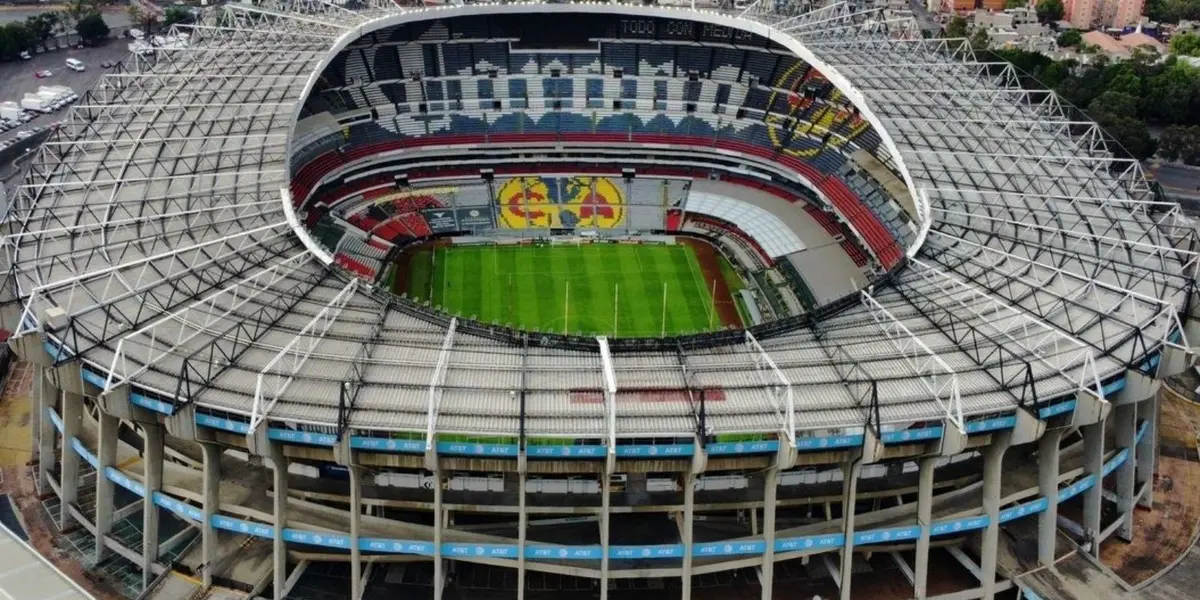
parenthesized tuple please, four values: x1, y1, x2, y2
(1066, 0, 1145, 29)
(1080, 28, 1166, 59)
(5, 3, 1188, 600)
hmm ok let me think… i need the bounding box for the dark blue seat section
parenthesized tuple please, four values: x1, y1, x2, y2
(373, 46, 404, 81)
(300, 37, 889, 186)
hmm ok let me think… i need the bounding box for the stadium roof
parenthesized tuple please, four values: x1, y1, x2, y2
(1, 0, 1193, 447)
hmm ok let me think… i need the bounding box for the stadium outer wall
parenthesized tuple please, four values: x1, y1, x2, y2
(21, 346, 1177, 600)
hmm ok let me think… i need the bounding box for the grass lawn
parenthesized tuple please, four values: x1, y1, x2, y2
(401, 242, 730, 337)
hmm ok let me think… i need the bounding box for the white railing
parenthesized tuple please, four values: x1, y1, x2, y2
(102, 252, 313, 394)
(597, 336, 618, 455)
(861, 290, 964, 432)
(744, 330, 796, 446)
(249, 277, 360, 433)
(929, 229, 1190, 353)
(424, 318, 457, 452)
(907, 258, 1105, 401)
(14, 221, 289, 338)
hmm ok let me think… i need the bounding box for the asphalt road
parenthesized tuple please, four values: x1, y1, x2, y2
(0, 40, 127, 145)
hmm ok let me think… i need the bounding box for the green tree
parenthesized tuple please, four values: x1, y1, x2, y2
(969, 28, 991, 51)
(25, 12, 60, 50)
(75, 12, 109, 46)
(0, 22, 36, 60)
(163, 6, 193, 28)
(63, 0, 100, 26)
(1145, 61, 1200, 125)
(1170, 32, 1200, 56)
(1005, 0, 1027, 7)
(1056, 30, 1082, 47)
(1087, 91, 1156, 158)
(1036, 0, 1065, 21)
(1157, 125, 1200, 164)
(125, 3, 155, 33)
(945, 16, 969, 39)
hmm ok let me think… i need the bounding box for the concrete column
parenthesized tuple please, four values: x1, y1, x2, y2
(760, 468, 778, 600)
(200, 443, 221, 589)
(433, 469, 444, 600)
(600, 469, 611, 600)
(93, 411, 119, 564)
(59, 391, 83, 530)
(142, 423, 165, 589)
(980, 435, 1010, 600)
(349, 465, 363, 600)
(270, 444, 289, 600)
(1114, 402, 1137, 542)
(839, 460, 862, 600)
(1082, 422, 1104, 558)
(1037, 430, 1063, 567)
(913, 456, 937, 599)
(517, 469, 527, 600)
(681, 474, 695, 600)
(35, 367, 56, 495)
(1136, 395, 1158, 509)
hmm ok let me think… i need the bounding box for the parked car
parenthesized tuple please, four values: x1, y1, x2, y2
(19, 51, 31, 60)
(34, 70, 52, 78)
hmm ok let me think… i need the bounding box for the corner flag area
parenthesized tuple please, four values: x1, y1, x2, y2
(394, 241, 744, 337)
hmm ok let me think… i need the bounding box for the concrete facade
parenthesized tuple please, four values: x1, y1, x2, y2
(26, 360, 1171, 600)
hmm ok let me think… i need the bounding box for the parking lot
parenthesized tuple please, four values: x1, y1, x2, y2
(0, 41, 129, 146)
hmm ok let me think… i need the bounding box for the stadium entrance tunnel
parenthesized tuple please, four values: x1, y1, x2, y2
(285, 7, 924, 345)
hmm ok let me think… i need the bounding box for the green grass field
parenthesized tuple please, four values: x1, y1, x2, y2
(400, 242, 737, 337)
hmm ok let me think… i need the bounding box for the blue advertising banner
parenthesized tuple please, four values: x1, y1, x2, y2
(528, 445, 607, 458)
(436, 442, 520, 457)
(707, 440, 781, 455)
(194, 413, 251, 434)
(881, 427, 942, 445)
(351, 436, 425, 453)
(614, 444, 693, 458)
(71, 438, 99, 469)
(105, 467, 145, 497)
(268, 428, 337, 447)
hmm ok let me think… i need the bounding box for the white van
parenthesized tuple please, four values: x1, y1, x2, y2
(65, 58, 85, 72)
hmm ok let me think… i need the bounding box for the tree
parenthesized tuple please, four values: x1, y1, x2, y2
(25, 12, 60, 50)
(969, 28, 991, 51)
(126, 3, 156, 33)
(1158, 125, 1200, 164)
(1005, 0, 1027, 7)
(945, 15, 969, 39)
(1156, 124, 1200, 163)
(1056, 30, 1082, 48)
(163, 6, 193, 28)
(1145, 61, 1200, 125)
(1036, 0, 1065, 21)
(1087, 92, 1155, 158)
(0, 22, 36, 61)
(1170, 32, 1200, 57)
(63, 0, 100, 26)
(75, 12, 109, 46)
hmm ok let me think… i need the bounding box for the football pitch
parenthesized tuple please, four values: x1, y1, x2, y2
(397, 242, 741, 337)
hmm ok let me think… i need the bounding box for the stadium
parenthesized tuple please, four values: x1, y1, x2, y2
(1, 0, 1196, 599)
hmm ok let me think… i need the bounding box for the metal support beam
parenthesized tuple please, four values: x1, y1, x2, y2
(743, 330, 796, 445)
(597, 336, 618, 459)
(249, 277, 359, 433)
(861, 290, 964, 431)
(424, 319, 458, 457)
